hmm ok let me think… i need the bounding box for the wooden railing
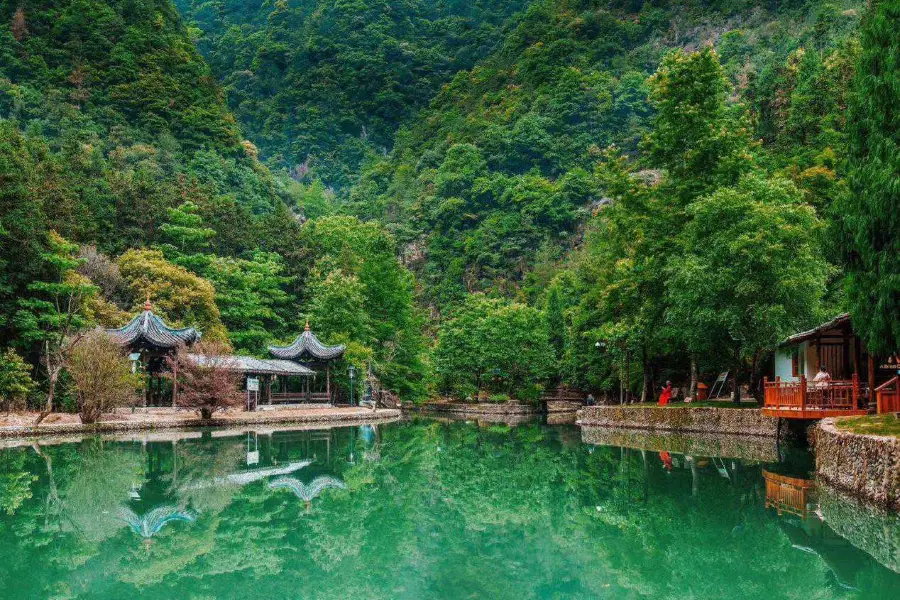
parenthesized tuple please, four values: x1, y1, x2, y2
(763, 375, 860, 413)
(875, 376, 900, 414)
(268, 392, 331, 404)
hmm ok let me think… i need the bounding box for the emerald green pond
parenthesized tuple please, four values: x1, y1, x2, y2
(1, 419, 898, 599)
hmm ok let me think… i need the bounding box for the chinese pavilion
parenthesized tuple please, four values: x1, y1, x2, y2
(268, 321, 346, 403)
(106, 298, 202, 406)
(106, 303, 345, 407)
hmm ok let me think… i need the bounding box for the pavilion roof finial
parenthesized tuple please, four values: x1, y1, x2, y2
(144, 292, 152, 312)
(305, 319, 310, 331)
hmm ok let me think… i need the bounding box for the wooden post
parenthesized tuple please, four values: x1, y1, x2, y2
(852, 373, 859, 408)
(867, 354, 876, 405)
(172, 358, 178, 407)
(799, 375, 807, 411)
(763, 377, 769, 407)
(842, 328, 851, 379)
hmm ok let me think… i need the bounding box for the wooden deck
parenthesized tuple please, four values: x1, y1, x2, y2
(762, 375, 869, 419)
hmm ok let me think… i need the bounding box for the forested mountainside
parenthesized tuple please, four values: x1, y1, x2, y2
(0, 0, 895, 407)
(173, 0, 530, 190)
(349, 0, 863, 306)
(0, 0, 426, 401)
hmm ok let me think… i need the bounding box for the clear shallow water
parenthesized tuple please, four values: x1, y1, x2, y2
(0, 419, 897, 599)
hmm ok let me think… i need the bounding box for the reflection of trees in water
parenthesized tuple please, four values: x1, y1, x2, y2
(166, 438, 245, 514)
(32, 438, 145, 543)
(118, 505, 196, 539)
(3, 422, 900, 599)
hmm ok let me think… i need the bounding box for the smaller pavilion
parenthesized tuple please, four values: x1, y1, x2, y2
(106, 298, 201, 406)
(268, 322, 346, 403)
(185, 354, 314, 409)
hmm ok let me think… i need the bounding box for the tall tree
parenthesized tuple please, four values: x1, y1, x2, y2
(836, 0, 899, 355)
(13, 232, 97, 419)
(667, 175, 829, 402)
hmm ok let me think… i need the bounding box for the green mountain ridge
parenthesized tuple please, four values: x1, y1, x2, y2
(174, 0, 531, 189)
(347, 0, 862, 306)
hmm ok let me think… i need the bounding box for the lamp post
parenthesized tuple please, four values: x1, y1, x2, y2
(349, 365, 357, 406)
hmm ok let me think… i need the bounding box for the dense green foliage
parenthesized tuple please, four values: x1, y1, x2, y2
(0, 0, 427, 406)
(174, 0, 529, 189)
(433, 293, 552, 399)
(1, 0, 894, 406)
(349, 0, 863, 309)
(835, 0, 899, 355)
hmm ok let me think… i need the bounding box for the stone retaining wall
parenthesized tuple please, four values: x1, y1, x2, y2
(815, 418, 900, 511)
(577, 405, 779, 437)
(0, 409, 401, 440)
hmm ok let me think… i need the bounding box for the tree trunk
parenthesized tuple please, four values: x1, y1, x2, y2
(34, 358, 58, 426)
(200, 407, 213, 420)
(731, 354, 742, 404)
(640, 345, 651, 404)
(689, 355, 698, 400)
(748, 350, 762, 405)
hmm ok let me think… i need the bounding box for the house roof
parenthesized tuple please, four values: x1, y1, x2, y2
(782, 313, 851, 346)
(106, 300, 201, 350)
(186, 354, 314, 377)
(268, 322, 346, 361)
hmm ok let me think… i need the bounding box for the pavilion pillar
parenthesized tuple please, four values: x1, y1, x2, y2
(172, 358, 178, 407)
(867, 354, 876, 403)
(326, 365, 331, 402)
(815, 336, 821, 372)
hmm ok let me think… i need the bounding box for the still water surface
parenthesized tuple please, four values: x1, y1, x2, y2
(0, 418, 897, 599)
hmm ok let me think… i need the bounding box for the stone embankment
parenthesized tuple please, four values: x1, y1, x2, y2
(815, 418, 900, 511)
(577, 405, 780, 437)
(0, 407, 401, 440)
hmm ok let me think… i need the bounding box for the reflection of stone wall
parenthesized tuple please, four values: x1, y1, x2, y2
(577, 406, 779, 437)
(546, 413, 577, 426)
(581, 427, 779, 462)
(819, 486, 900, 573)
(546, 401, 581, 413)
(0, 410, 402, 441)
(408, 402, 541, 416)
(815, 419, 900, 511)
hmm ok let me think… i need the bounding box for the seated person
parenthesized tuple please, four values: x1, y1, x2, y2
(658, 381, 673, 406)
(813, 365, 832, 388)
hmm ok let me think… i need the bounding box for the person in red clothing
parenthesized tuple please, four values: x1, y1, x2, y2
(658, 380, 673, 406)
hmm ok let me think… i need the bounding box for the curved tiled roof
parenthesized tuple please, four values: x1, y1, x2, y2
(268, 322, 345, 361)
(106, 303, 201, 350)
(186, 354, 314, 377)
